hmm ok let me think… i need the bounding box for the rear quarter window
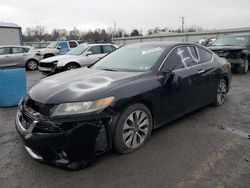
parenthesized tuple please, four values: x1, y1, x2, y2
(198, 47, 212, 63)
(69, 41, 78, 48)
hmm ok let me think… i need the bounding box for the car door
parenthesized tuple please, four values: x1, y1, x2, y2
(0, 47, 12, 67)
(159, 46, 202, 124)
(8, 47, 28, 67)
(82, 45, 102, 65)
(195, 46, 218, 104)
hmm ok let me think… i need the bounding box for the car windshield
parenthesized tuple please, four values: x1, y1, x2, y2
(213, 35, 249, 46)
(67, 45, 88, 55)
(47, 41, 58, 48)
(92, 44, 166, 72)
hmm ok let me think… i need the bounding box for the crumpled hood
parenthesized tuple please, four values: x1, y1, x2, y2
(208, 45, 247, 51)
(40, 55, 76, 63)
(29, 68, 144, 104)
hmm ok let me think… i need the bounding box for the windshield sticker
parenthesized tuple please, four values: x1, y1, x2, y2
(142, 47, 162, 55)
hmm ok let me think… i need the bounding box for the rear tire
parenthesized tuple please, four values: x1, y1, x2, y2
(213, 79, 227, 106)
(113, 103, 153, 154)
(26, 60, 38, 70)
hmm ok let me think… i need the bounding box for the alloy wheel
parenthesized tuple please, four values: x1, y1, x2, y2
(122, 110, 150, 149)
(217, 80, 227, 105)
(67, 64, 78, 70)
(27, 60, 38, 70)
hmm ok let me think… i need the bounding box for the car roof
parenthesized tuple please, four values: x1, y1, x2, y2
(0, 45, 31, 48)
(79, 43, 115, 47)
(124, 41, 198, 48)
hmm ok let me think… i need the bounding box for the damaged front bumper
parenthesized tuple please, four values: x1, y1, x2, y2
(15, 106, 118, 170)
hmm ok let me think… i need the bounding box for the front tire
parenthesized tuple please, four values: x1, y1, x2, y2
(113, 103, 153, 154)
(213, 79, 227, 106)
(235, 59, 249, 74)
(64, 63, 80, 71)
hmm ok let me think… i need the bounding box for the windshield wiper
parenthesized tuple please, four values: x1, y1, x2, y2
(100, 68, 118, 71)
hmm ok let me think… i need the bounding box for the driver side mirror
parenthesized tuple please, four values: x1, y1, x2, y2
(85, 51, 93, 56)
(57, 46, 61, 49)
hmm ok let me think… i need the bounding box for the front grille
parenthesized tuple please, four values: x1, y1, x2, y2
(21, 112, 35, 129)
(33, 122, 62, 133)
(39, 62, 54, 68)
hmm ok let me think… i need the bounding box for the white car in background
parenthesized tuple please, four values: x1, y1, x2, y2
(38, 43, 118, 74)
(0, 46, 39, 70)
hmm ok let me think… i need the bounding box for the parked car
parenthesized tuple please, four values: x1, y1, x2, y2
(16, 42, 231, 169)
(0, 45, 39, 70)
(38, 43, 117, 74)
(36, 40, 79, 59)
(208, 34, 250, 74)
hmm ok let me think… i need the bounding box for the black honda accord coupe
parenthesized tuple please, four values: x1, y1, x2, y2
(16, 42, 232, 169)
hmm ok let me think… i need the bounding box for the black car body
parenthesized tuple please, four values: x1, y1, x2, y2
(208, 34, 250, 74)
(16, 42, 232, 169)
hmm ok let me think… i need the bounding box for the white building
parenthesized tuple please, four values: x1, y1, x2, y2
(0, 22, 23, 46)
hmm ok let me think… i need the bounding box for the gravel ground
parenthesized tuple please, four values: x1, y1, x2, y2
(0, 71, 249, 188)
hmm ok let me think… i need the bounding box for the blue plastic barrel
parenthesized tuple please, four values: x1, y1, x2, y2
(0, 68, 26, 107)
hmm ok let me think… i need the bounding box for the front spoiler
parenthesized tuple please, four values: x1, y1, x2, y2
(16, 110, 117, 170)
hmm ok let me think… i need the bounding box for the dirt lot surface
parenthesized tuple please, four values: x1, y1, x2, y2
(0, 71, 249, 188)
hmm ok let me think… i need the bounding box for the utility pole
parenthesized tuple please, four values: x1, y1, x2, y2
(181, 17, 185, 33)
(112, 21, 116, 42)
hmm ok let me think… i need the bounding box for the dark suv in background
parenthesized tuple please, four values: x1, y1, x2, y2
(209, 34, 250, 74)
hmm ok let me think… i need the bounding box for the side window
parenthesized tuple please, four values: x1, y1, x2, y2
(198, 47, 212, 63)
(58, 42, 69, 50)
(162, 48, 185, 71)
(103, 45, 114, 53)
(12, 47, 26, 54)
(88, 46, 101, 54)
(24, 48, 30, 53)
(177, 46, 199, 67)
(0, 47, 11, 55)
(69, 41, 77, 48)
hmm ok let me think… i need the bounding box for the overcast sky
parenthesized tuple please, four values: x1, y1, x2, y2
(1, 0, 250, 33)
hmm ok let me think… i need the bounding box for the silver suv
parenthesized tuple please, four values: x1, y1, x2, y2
(38, 43, 117, 74)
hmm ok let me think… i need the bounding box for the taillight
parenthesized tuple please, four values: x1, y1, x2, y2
(227, 63, 232, 70)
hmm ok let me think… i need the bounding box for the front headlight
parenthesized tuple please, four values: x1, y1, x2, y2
(51, 96, 115, 117)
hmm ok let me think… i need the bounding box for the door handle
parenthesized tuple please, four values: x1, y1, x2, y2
(197, 69, 205, 74)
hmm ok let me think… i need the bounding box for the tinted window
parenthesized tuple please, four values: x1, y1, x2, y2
(198, 47, 212, 63)
(103, 45, 114, 53)
(0, 47, 11, 55)
(88, 46, 101, 54)
(12, 47, 26, 54)
(69, 41, 77, 48)
(162, 48, 185, 71)
(58, 42, 69, 49)
(24, 48, 30, 52)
